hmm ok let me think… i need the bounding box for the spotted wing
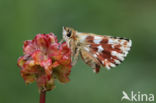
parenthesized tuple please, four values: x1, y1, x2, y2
(78, 33, 132, 71)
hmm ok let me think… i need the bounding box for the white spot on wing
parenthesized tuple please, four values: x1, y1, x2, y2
(111, 51, 117, 56)
(106, 65, 110, 70)
(110, 63, 116, 67)
(108, 39, 114, 44)
(102, 61, 105, 64)
(112, 45, 115, 48)
(120, 40, 125, 45)
(93, 36, 102, 44)
(96, 52, 99, 55)
(115, 60, 120, 64)
(84, 47, 89, 52)
(79, 35, 88, 43)
(120, 46, 130, 51)
(108, 38, 119, 44)
(94, 36, 102, 39)
(97, 45, 104, 52)
(127, 40, 132, 47)
(93, 39, 102, 44)
(111, 51, 124, 61)
(120, 46, 129, 57)
(93, 54, 97, 58)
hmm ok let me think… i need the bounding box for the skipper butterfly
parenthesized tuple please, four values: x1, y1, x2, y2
(62, 27, 132, 73)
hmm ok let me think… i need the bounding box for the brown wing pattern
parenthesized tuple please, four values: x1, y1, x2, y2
(80, 34, 132, 71)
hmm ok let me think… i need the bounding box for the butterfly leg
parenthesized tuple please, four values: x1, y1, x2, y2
(59, 39, 64, 44)
(72, 47, 80, 66)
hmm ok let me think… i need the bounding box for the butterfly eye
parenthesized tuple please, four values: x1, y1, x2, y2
(67, 31, 72, 37)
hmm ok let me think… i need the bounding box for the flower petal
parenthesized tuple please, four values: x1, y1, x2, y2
(40, 58, 52, 80)
(53, 66, 71, 83)
(34, 34, 49, 52)
(46, 33, 58, 43)
(32, 50, 47, 64)
(23, 40, 36, 54)
(36, 75, 55, 92)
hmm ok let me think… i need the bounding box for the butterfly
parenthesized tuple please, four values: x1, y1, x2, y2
(62, 27, 132, 73)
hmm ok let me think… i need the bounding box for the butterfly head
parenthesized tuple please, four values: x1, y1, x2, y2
(63, 27, 76, 40)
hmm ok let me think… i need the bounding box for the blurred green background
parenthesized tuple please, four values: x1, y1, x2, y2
(0, 0, 156, 103)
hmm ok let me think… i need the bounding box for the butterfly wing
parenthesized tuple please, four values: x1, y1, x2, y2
(80, 49, 101, 73)
(77, 33, 132, 72)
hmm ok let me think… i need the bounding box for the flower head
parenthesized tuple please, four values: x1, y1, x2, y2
(17, 33, 72, 92)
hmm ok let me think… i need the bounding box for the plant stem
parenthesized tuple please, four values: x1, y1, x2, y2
(40, 91, 46, 103)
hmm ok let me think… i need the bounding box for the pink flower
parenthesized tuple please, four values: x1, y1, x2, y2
(17, 33, 72, 92)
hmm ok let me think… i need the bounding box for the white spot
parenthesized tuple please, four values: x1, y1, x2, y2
(108, 39, 114, 44)
(108, 39, 119, 44)
(97, 45, 104, 52)
(120, 40, 125, 45)
(120, 46, 125, 51)
(102, 61, 105, 64)
(84, 47, 89, 52)
(123, 51, 128, 56)
(111, 51, 124, 61)
(106, 65, 110, 70)
(120, 46, 130, 52)
(93, 69, 96, 73)
(103, 59, 111, 69)
(126, 47, 130, 51)
(93, 39, 102, 44)
(110, 63, 116, 67)
(115, 60, 120, 64)
(79, 35, 88, 43)
(93, 36, 102, 44)
(119, 56, 124, 61)
(93, 54, 97, 58)
(96, 52, 99, 55)
(127, 40, 132, 47)
(112, 45, 115, 48)
(111, 51, 117, 56)
(94, 36, 102, 39)
(120, 44, 131, 57)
